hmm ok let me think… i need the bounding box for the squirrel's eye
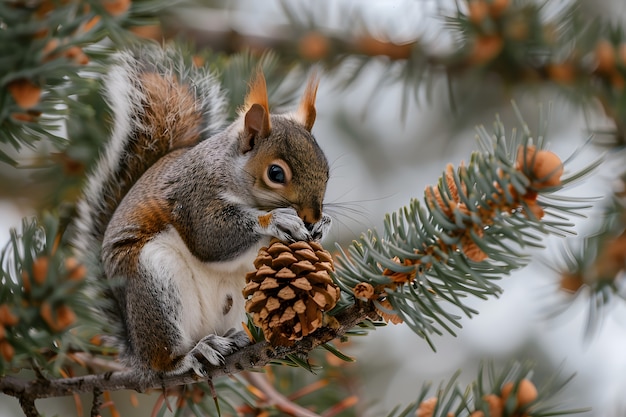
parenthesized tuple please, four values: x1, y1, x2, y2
(268, 164, 286, 184)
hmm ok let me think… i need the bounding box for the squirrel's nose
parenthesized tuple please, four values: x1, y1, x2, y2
(298, 207, 322, 225)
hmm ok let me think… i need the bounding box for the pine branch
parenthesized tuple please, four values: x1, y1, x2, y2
(0, 304, 369, 406)
(0, 0, 174, 165)
(390, 361, 587, 417)
(553, 173, 626, 334)
(331, 110, 598, 347)
(169, 1, 626, 143)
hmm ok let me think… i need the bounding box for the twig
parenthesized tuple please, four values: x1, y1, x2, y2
(0, 304, 369, 402)
(243, 372, 322, 417)
(18, 395, 39, 417)
(321, 396, 359, 417)
(164, 11, 423, 62)
(91, 388, 103, 417)
(288, 379, 329, 402)
(72, 352, 127, 373)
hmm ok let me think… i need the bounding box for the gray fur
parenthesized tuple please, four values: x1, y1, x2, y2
(72, 44, 229, 367)
(73, 44, 331, 376)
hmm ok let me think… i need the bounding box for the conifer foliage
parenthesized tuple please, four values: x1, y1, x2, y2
(0, 1, 624, 416)
(334, 118, 596, 348)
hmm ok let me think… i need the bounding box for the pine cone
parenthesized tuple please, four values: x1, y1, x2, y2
(243, 238, 340, 346)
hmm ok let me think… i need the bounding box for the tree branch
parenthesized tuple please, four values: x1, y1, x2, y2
(242, 372, 322, 417)
(91, 388, 103, 417)
(0, 304, 369, 402)
(18, 396, 38, 417)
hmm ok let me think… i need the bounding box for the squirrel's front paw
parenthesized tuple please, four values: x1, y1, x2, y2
(308, 213, 332, 241)
(262, 207, 312, 242)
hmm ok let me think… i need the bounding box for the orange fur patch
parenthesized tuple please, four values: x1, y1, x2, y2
(258, 213, 273, 228)
(141, 72, 203, 149)
(296, 72, 319, 131)
(243, 69, 270, 116)
(106, 194, 174, 278)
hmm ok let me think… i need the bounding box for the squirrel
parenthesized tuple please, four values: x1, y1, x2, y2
(72, 44, 331, 376)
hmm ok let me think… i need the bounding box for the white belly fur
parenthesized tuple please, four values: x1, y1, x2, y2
(139, 226, 267, 347)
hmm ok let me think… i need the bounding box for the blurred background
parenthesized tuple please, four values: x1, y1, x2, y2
(2, 0, 626, 416)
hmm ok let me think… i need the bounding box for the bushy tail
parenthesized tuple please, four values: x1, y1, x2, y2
(72, 44, 228, 339)
(74, 44, 227, 264)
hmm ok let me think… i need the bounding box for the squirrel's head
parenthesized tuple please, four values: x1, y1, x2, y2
(238, 70, 329, 225)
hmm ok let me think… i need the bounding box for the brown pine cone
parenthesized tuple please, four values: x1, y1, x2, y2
(243, 238, 340, 346)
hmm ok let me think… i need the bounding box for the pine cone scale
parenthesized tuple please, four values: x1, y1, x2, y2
(246, 291, 267, 312)
(294, 248, 318, 261)
(266, 297, 281, 311)
(311, 285, 338, 308)
(277, 286, 297, 300)
(306, 271, 334, 284)
(276, 268, 297, 279)
(259, 277, 279, 290)
(291, 260, 316, 274)
(291, 277, 313, 290)
(272, 252, 298, 268)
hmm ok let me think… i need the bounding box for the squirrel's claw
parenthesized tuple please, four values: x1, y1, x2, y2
(260, 208, 332, 242)
(184, 330, 251, 376)
(263, 207, 312, 242)
(309, 213, 332, 241)
(223, 328, 252, 349)
(190, 337, 226, 368)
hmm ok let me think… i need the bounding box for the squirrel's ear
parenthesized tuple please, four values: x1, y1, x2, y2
(241, 70, 271, 153)
(242, 104, 270, 153)
(294, 72, 319, 132)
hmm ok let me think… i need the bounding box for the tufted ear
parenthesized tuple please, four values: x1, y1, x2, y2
(294, 72, 319, 132)
(241, 70, 271, 153)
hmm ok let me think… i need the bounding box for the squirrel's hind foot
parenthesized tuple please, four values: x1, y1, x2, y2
(182, 329, 252, 377)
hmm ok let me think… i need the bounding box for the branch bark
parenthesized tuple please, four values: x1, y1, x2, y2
(90, 388, 103, 417)
(0, 304, 369, 405)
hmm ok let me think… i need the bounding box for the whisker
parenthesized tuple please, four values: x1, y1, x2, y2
(328, 153, 353, 177)
(322, 211, 364, 242)
(325, 193, 398, 205)
(253, 187, 293, 210)
(324, 203, 369, 219)
(323, 205, 370, 229)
